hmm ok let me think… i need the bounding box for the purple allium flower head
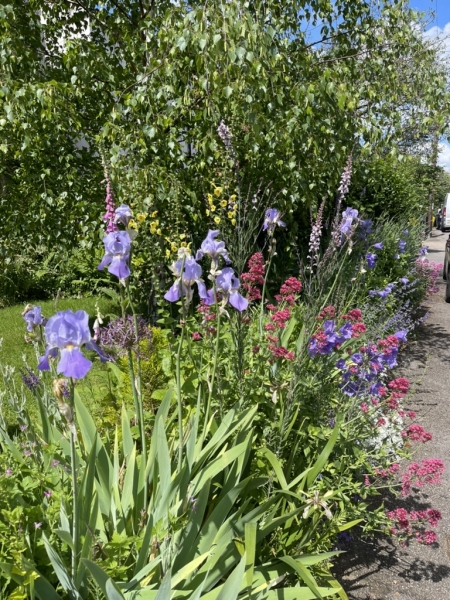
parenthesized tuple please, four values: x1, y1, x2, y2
(195, 230, 230, 267)
(22, 305, 46, 333)
(263, 209, 286, 234)
(165, 255, 207, 306)
(205, 267, 248, 312)
(99, 315, 151, 358)
(20, 367, 40, 391)
(38, 310, 108, 379)
(114, 204, 133, 227)
(366, 253, 377, 270)
(373, 242, 383, 250)
(398, 239, 407, 254)
(98, 230, 132, 280)
(340, 207, 358, 236)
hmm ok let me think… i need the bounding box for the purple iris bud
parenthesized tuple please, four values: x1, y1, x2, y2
(394, 330, 407, 342)
(336, 359, 347, 370)
(339, 322, 353, 340)
(114, 204, 133, 227)
(398, 240, 406, 254)
(350, 353, 363, 365)
(366, 253, 377, 270)
(205, 267, 248, 312)
(340, 207, 358, 235)
(263, 208, 286, 234)
(98, 231, 132, 280)
(22, 306, 46, 333)
(419, 246, 428, 257)
(38, 310, 108, 379)
(164, 256, 207, 305)
(195, 230, 230, 266)
(373, 242, 383, 250)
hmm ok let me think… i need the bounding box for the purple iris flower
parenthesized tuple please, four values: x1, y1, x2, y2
(340, 208, 358, 236)
(23, 306, 46, 333)
(373, 242, 383, 250)
(359, 219, 373, 235)
(195, 230, 230, 267)
(205, 267, 248, 312)
(38, 310, 108, 379)
(400, 277, 409, 286)
(398, 240, 406, 254)
(394, 330, 407, 342)
(339, 322, 353, 340)
(366, 253, 377, 269)
(350, 353, 363, 365)
(98, 231, 132, 279)
(263, 209, 286, 234)
(114, 204, 133, 227)
(164, 256, 207, 305)
(419, 246, 428, 257)
(336, 359, 347, 370)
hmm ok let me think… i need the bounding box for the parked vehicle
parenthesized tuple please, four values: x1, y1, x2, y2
(436, 208, 442, 230)
(441, 194, 450, 232)
(444, 235, 450, 302)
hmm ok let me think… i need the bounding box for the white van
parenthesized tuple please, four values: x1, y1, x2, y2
(441, 194, 450, 232)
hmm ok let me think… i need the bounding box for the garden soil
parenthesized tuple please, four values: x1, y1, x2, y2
(332, 229, 450, 600)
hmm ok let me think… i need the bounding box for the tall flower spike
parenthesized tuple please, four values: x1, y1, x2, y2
(164, 255, 207, 306)
(205, 267, 248, 312)
(263, 209, 286, 234)
(38, 310, 108, 379)
(98, 230, 132, 280)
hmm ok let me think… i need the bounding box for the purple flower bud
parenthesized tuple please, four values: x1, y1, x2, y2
(22, 306, 46, 333)
(366, 253, 377, 270)
(373, 242, 383, 250)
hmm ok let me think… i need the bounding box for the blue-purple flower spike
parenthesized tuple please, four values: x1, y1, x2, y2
(98, 230, 132, 280)
(38, 310, 108, 379)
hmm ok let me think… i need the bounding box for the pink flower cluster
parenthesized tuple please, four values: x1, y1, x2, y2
(401, 459, 445, 496)
(241, 253, 265, 302)
(103, 179, 118, 234)
(317, 305, 336, 320)
(341, 309, 363, 322)
(274, 277, 302, 305)
(388, 378, 409, 395)
(401, 424, 432, 443)
(415, 259, 443, 297)
(351, 322, 367, 338)
(387, 507, 441, 545)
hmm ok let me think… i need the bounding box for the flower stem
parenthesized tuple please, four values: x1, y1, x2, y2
(175, 323, 186, 470)
(68, 379, 78, 580)
(259, 242, 275, 336)
(206, 283, 222, 421)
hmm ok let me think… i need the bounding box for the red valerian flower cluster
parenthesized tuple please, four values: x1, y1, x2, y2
(241, 253, 265, 302)
(401, 459, 445, 496)
(387, 507, 441, 545)
(401, 424, 433, 443)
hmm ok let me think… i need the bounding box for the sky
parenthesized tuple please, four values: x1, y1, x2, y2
(409, 0, 450, 171)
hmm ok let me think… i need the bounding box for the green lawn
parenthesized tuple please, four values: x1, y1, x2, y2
(0, 296, 120, 426)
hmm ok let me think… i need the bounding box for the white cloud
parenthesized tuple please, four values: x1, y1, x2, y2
(423, 22, 450, 55)
(438, 142, 450, 172)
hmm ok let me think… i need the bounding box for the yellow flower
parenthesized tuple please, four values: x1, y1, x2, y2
(179, 233, 186, 240)
(151, 210, 158, 218)
(171, 242, 178, 252)
(210, 205, 216, 212)
(129, 219, 138, 229)
(136, 213, 147, 222)
(231, 218, 236, 226)
(180, 241, 187, 247)
(228, 211, 236, 219)
(214, 216, 221, 224)
(214, 187, 223, 198)
(165, 249, 171, 259)
(156, 228, 162, 235)
(206, 209, 210, 216)
(230, 194, 237, 201)
(220, 200, 227, 208)
(207, 194, 213, 204)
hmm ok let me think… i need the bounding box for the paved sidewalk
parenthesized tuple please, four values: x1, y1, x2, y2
(333, 230, 450, 600)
